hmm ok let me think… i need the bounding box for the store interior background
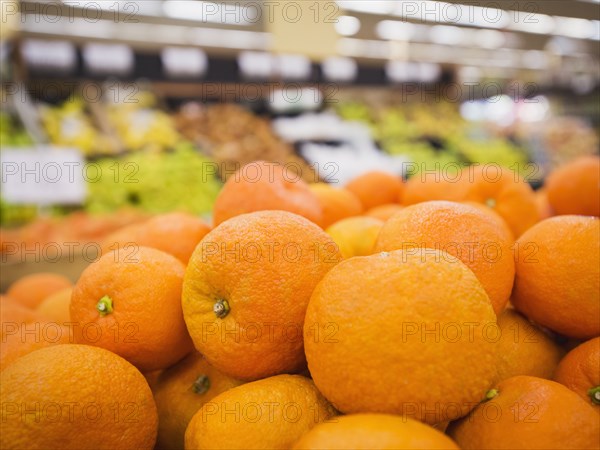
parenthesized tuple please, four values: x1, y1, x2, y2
(0, 0, 599, 287)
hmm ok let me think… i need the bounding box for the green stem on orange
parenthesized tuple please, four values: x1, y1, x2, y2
(484, 388, 499, 402)
(192, 375, 210, 395)
(96, 295, 114, 316)
(213, 299, 230, 319)
(588, 386, 600, 405)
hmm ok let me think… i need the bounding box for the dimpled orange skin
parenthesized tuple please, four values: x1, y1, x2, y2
(101, 212, 212, 264)
(554, 337, 600, 407)
(493, 308, 564, 384)
(292, 414, 460, 450)
(213, 161, 323, 227)
(6, 273, 73, 309)
(447, 376, 600, 450)
(345, 171, 404, 210)
(375, 201, 515, 315)
(512, 216, 600, 339)
(182, 211, 342, 381)
(0, 344, 158, 450)
(0, 329, 72, 372)
(462, 165, 540, 237)
(70, 247, 193, 372)
(184, 375, 336, 450)
(308, 183, 363, 229)
(546, 155, 600, 217)
(304, 249, 497, 424)
(153, 352, 245, 450)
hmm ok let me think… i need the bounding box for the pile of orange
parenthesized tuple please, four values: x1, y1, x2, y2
(1, 156, 599, 450)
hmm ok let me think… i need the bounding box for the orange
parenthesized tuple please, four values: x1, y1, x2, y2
(153, 352, 244, 450)
(493, 308, 563, 384)
(345, 171, 404, 210)
(36, 287, 73, 324)
(462, 201, 514, 241)
(292, 414, 459, 450)
(70, 247, 193, 372)
(1, 297, 50, 328)
(512, 215, 600, 339)
(101, 212, 211, 264)
(0, 325, 71, 372)
(403, 172, 469, 205)
(326, 216, 384, 259)
(534, 188, 553, 220)
(0, 344, 158, 450)
(546, 155, 600, 217)
(308, 183, 363, 228)
(461, 165, 540, 237)
(554, 337, 600, 407)
(6, 273, 72, 309)
(304, 249, 497, 424)
(212, 161, 323, 227)
(447, 376, 600, 449)
(183, 211, 341, 380)
(375, 201, 515, 315)
(364, 203, 404, 221)
(184, 374, 335, 450)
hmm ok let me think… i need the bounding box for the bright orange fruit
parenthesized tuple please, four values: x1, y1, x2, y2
(0, 344, 158, 450)
(447, 376, 600, 449)
(304, 249, 497, 424)
(554, 337, 600, 407)
(71, 247, 193, 372)
(345, 171, 404, 210)
(184, 375, 335, 450)
(375, 201, 514, 315)
(153, 352, 244, 450)
(512, 216, 600, 339)
(212, 161, 323, 227)
(308, 183, 363, 228)
(183, 211, 341, 380)
(6, 273, 72, 309)
(546, 155, 600, 217)
(292, 414, 460, 450)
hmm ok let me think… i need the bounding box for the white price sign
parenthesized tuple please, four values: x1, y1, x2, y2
(1, 148, 86, 205)
(162, 47, 208, 78)
(83, 43, 134, 76)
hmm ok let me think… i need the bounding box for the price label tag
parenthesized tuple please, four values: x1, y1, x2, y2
(21, 39, 76, 72)
(238, 51, 275, 79)
(277, 54, 311, 80)
(1, 147, 86, 205)
(322, 56, 357, 82)
(386, 61, 421, 83)
(161, 47, 208, 78)
(83, 43, 134, 76)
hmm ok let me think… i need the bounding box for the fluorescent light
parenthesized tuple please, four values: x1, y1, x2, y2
(555, 17, 597, 39)
(335, 16, 361, 36)
(337, 1, 395, 15)
(508, 12, 555, 34)
(162, 0, 254, 26)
